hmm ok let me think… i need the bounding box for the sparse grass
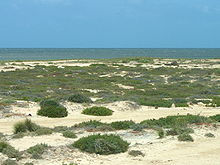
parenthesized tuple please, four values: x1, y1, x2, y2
(0, 141, 21, 159)
(209, 114, 220, 122)
(73, 134, 129, 155)
(82, 106, 113, 116)
(74, 120, 107, 129)
(26, 144, 49, 159)
(128, 150, 145, 157)
(35, 128, 53, 136)
(62, 131, 77, 139)
(14, 119, 39, 134)
(2, 159, 18, 165)
(166, 127, 194, 136)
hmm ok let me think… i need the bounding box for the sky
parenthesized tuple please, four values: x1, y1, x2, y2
(0, 0, 220, 48)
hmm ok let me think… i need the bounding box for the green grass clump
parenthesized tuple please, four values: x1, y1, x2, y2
(26, 144, 49, 159)
(111, 120, 135, 130)
(0, 141, 21, 159)
(82, 107, 113, 116)
(37, 100, 68, 118)
(157, 128, 165, 139)
(2, 159, 18, 165)
(178, 134, 194, 142)
(138, 98, 173, 108)
(62, 131, 77, 138)
(73, 134, 129, 155)
(53, 126, 69, 132)
(68, 94, 92, 103)
(35, 128, 53, 136)
(128, 150, 145, 157)
(14, 119, 40, 134)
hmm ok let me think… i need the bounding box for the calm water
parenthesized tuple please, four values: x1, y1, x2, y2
(0, 48, 219, 61)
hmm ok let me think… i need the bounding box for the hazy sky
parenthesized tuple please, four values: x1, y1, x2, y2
(0, 0, 220, 48)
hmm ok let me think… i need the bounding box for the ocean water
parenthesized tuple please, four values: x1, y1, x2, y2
(0, 48, 219, 61)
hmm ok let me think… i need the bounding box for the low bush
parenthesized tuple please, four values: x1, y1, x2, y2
(166, 127, 194, 136)
(2, 159, 18, 165)
(209, 114, 220, 122)
(212, 97, 220, 107)
(35, 128, 53, 136)
(14, 119, 40, 134)
(62, 131, 77, 139)
(74, 120, 107, 129)
(27, 144, 48, 159)
(37, 105, 68, 118)
(138, 98, 173, 108)
(205, 133, 215, 138)
(82, 107, 113, 116)
(95, 125, 115, 132)
(157, 128, 165, 139)
(73, 134, 129, 155)
(0, 141, 21, 159)
(178, 134, 194, 142)
(53, 126, 69, 132)
(40, 100, 60, 107)
(130, 124, 146, 132)
(111, 120, 135, 130)
(68, 94, 92, 103)
(128, 150, 145, 157)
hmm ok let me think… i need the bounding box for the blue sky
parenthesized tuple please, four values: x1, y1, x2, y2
(0, 0, 220, 48)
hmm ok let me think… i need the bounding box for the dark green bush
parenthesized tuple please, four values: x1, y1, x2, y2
(62, 131, 77, 138)
(74, 120, 107, 129)
(157, 128, 165, 138)
(24, 163, 34, 165)
(68, 94, 92, 103)
(37, 105, 68, 118)
(82, 107, 113, 116)
(27, 144, 48, 159)
(212, 97, 220, 107)
(178, 134, 194, 142)
(14, 119, 40, 134)
(166, 127, 194, 136)
(111, 120, 135, 130)
(40, 100, 60, 107)
(138, 98, 173, 108)
(205, 133, 215, 138)
(73, 134, 129, 155)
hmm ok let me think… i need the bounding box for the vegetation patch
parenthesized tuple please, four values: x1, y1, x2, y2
(68, 94, 92, 103)
(205, 133, 215, 138)
(82, 106, 113, 116)
(74, 120, 107, 129)
(209, 114, 220, 122)
(62, 131, 77, 139)
(26, 144, 49, 159)
(14, 119, 39, 134)
(73, 134, 129, 155)
(166, 127, 194, 136)
(111, 120, 135, 130)
(35, 128, 53, 136)
(2, 159, 18, 165)
(128, 150, 145, 157)
(0, 141, 21, 159)
(178, 134, 194, 142)
(37, 100, 68, 118)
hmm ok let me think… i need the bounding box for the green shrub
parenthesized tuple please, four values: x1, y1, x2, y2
(14, 119, 39, 134)
(82, 107, 113, 116)
(0, 141, 21, 159)
(37, 105, 68, 118)
(27, 144, 48, 159)
(130, 124, 146, 132)
(178, 134, 194, 142)
(73, 134, 129, 155)
(138, 98, 173, 108)
(12, 133, 26, 139)
(157, 128, 165, 139)
(212, 97, 220, 107)
(209, 114, 220, 122)
(53, 126, 69, 132)
(96, 125, 115, 132)
(74, 120, 107, 129)
(111, 120, 135, 130)
(68, 94, 92, 103)
(35, 128, 53, 136)
(62, 131, 77, 139)
(2, 159, 18, 165)
(24, 163, 34, 165)
(205, 133, 215, 138)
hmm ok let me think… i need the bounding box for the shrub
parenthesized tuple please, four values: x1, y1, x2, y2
(212, 97, 220, 107)
(62, 131, 77, 139)
(68, 94, 92, 103)
(209, 114, 220, 122)
(138, 98, 173, 108)
(35, 128, 53, 136)
(53, 126, 69, 132)
(130, 124, 146, 132)
(178, 134, 194, 142)
(166, 127, 194, 136)
(128, 150, 145, 157)
(157, 128, 165, 139)
(0, 141, 21, 159)
(2, 159, 18, 165)
(205, 133, 215, 138)
(73, 134, 129, 155)
(40, 100, 60, 107)
(96, 125, 115, 132)
(74, 120, 107, 129)
(37, 105, 68, 118)
(111, 120, 135, 130)
(82, 107, 113, 116)
(14, 119, 39, 134)
(27, 144, 48, 159)
(24, 163, 34, 165)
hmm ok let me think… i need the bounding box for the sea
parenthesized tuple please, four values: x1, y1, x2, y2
(0, 48, 219, 61)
